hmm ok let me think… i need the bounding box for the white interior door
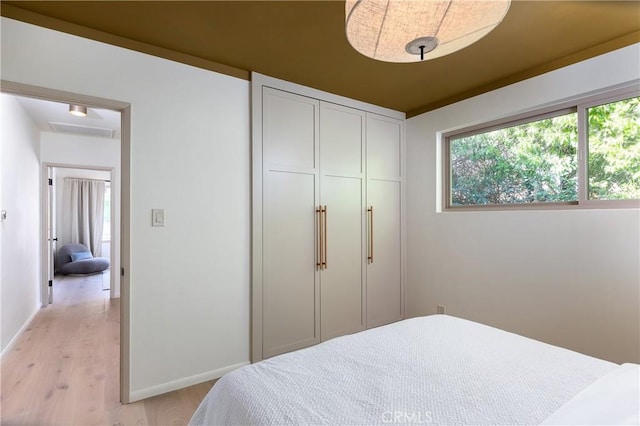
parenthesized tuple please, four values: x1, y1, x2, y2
(319, 102, 366, 341)
(366, 113, 404, 328)
(366, 179, 402, 327)
(320, 176, 365, 340)
(47, 166, 55, 304)
(263, 171, 319, 357)
(261, 88, 320, 358)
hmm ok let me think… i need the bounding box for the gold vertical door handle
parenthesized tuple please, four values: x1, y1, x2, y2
(367, 206, 373, 264)
(316, 206, 322, 269)
(322, 206, 327, 269)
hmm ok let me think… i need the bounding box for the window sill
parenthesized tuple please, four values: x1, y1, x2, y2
(444, 199, 640, 212)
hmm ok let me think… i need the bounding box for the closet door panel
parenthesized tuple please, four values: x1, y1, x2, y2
(366, 179, 402, 328)
(263, 88, 318, 170)
(320, 103, 364, 175)
(263, 170, 319, 357)
(367, 116, 402, 178)
(320, 176, 365, 341)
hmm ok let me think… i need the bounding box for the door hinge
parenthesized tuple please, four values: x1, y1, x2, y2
(121, 267, 125, 277)
(48, 178, 53, 186)
(48, 280, 53, 287)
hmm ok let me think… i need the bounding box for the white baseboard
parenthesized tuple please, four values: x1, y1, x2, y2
(128, 361, 250, 402)
(0, 307, 40, 360)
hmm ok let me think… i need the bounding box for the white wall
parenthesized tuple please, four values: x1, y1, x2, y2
(0, 94, 41, 355)
(406, 44, 640, 364)
(1, 18, 251, 399)
(41, 131, 120, 167)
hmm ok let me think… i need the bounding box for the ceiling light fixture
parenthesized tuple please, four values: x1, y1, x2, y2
(69, 104, 88, 117)
(345, 0, 511, 63)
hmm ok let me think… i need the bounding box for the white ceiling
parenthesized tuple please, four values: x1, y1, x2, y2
(15, 95, 121, 139)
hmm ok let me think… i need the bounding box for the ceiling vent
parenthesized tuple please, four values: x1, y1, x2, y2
(48, 121, 115, 138)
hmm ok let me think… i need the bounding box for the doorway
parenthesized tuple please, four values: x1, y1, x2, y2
(46, 165, 117, 301)
(1, 80, 132, 403)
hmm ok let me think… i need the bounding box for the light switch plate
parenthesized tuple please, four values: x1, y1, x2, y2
(152, 209, 165, 227)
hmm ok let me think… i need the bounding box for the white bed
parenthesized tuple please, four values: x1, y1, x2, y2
(190, 315, 639, 425)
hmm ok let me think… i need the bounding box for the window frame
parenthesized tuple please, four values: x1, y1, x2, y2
(443, 85, 640, 211)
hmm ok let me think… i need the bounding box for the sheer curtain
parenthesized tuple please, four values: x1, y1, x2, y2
(62, 178, 106, 257)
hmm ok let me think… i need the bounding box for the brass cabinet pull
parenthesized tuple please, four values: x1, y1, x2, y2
(367, 206, 373, 264)
(316, 206, 328, 270)
(322, 206, 327, 269)
(316, 206, 323, 269)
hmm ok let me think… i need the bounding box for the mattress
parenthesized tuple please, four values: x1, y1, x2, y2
(190, 315, 629, 425)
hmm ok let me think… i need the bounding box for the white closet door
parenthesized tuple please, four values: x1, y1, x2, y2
(320, 176, 365, 340)
(319, 102, 366, 341)
(253, 79, 405, 361)
(262, 88, 320, 358)
(366, 179, 402, 327)
(366, 113, 404, 329)
(263, 171, 319, 357)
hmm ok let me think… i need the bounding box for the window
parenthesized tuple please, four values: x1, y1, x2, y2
(587, 96, 640, 200)
(444, 88, 639, 209)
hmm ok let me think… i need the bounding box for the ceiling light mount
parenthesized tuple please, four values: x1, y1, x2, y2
(406, 37, 439, 60)
(345, 0, 511, 63)
(69, 104, 87, 117)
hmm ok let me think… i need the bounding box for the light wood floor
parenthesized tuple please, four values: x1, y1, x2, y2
(1, 273, 215, 425)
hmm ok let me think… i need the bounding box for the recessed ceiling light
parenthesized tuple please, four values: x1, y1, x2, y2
(69, 104, 88, 117)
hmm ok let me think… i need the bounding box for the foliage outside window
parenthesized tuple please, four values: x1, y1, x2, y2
(450, 111, 578, 205)
(588, 97, 640, 200)
(445, 89, 639, 209)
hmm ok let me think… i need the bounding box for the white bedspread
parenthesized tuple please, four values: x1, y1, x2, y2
(190, 315, 617, 425)
(542, 363, 640, 425)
